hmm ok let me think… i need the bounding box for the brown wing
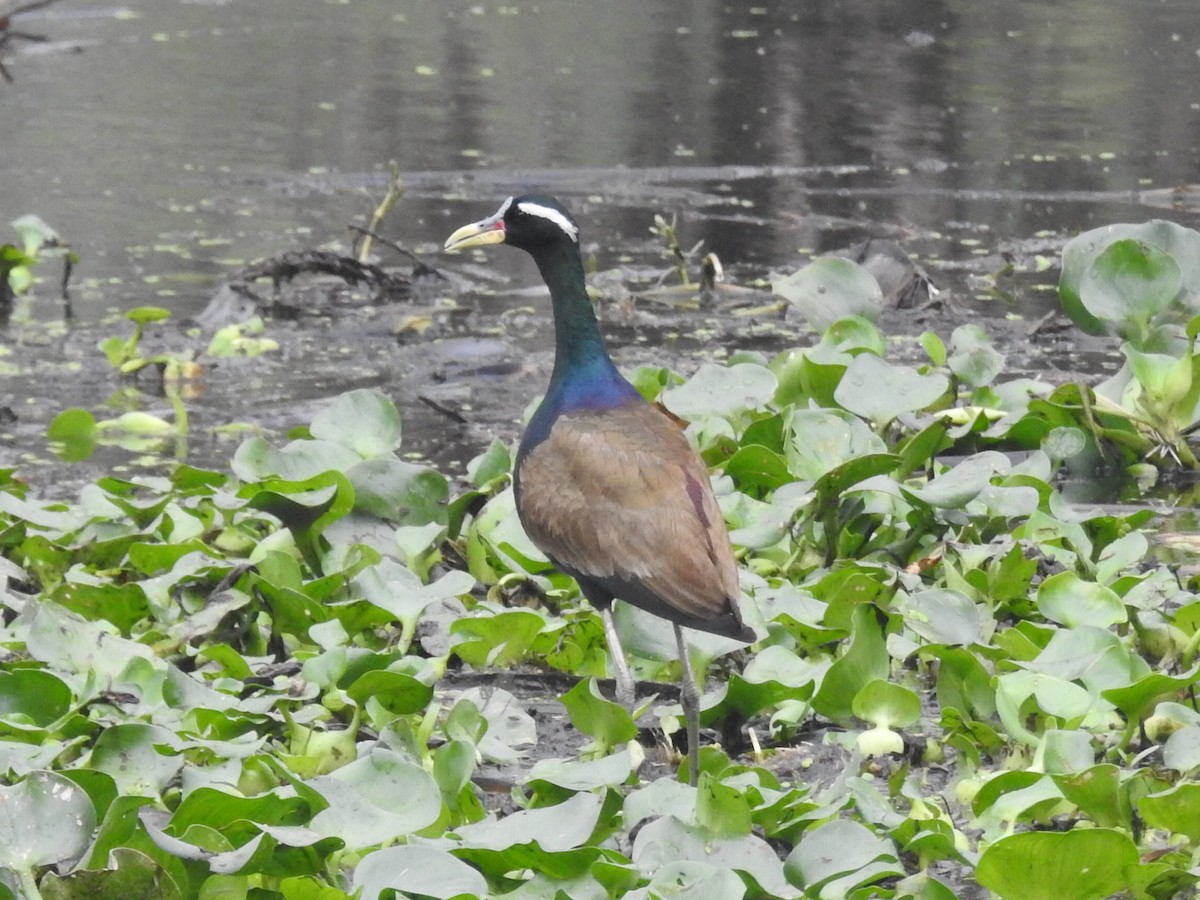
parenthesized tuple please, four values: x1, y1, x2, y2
(516, 401, 743, 632)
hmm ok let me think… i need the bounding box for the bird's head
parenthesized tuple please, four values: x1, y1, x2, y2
(444, 195, 580, 255)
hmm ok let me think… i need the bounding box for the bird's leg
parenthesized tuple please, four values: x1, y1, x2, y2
(599, 605, 636, 709)
(675, 623, 700, 787)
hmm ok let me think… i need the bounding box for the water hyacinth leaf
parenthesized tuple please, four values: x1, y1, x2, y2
(526, 747, 636, 792)
(47, 408, 98, 462)
(696, 771, 753, 837)
(921, 330, 947, 367)
(1079, 239, 1182, 341)
(1139, 783, 1200, 839)
(352, 845, 487, 900)
(88, 724, 182, 797)
(1036, 572, 1126, 628)
(995, 672, 1096, 746)
(902, 589, 982, 646)
(1095, 530, 1149, 584)
(811, 604, 889, 723)
(453, 791, 604, 879)
(345, 669, 433, 715)
(0, 669, 73, 728)
(1033, 729, 1095, 775)
(1060, 220, 1200, 336)
(54, 581, 150, 637)
(309, 749, 442, 849)
(948, 324, 1005, 388)
(661, 362, 777, 419)
(1053, 764, 1123, 827)
(0, 771, 97, 870)
(930, 646, 996, 720)
(451, 608, 547, 667)
(1163, 725, 1200, 772)
(773, 256, 883, 331)
(561, 678, 638, 752)
(630, 861, 747, 900)
(975, 829, 1138, 900)
(903, 451, 1009, 508)
(466, 437, 512, 489)
(1042, 426, 1088, 464)
(834, 354, 949, 426)
(39, 847, 182, 900)
(459, 687, 537, 762)
(784, 410, 888, 480)
(633, 816, 799, 898)
(852, 680, 921, 730)
(1103, 666, 1200, 723)
(712, 645, 821, 722)
(309, 388, 403, 458)
(26, 601, 160, 683)
(354, 559, 473, 630)
(344, 456, 447, 524)
(12, 213, 61, 257)
(1023, 625, 1135, 692)
(723, 444, 792, 495)
(853, 679, 921, 757)
(783, 818, 900, 895)
(232, 437, 360, 484)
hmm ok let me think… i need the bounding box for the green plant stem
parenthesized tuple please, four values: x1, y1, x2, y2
(16, 866, 42, 900)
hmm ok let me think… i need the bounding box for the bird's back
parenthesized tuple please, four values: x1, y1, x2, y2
(514, 398, 752, 641)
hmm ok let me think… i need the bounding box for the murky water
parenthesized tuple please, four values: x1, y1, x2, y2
(3, 0, 1200, 482)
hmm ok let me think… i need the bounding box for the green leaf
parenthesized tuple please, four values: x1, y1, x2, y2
(975, 829, 1138, 900)
(40, 847, 183, 900)
(695, 772, 753, 837)
(88, 724, 182, 797)
(1060, 220, 1200, 337)
(309, 750, 442, 849)
(0, 669, 73, 727)
(784, 410, 888, 480)
(125, 306, 172, 326)
(773, 256, 884, 331)
(12, 214, 61, 257)
(852, 679, 921, 729)
(352, 845, 488, 899)
(948, 323, 1005, 388)
(902, 589, 982, 646)
(811, 604, 889, 723)
(47, 408, 98, 462)
(662, 362, 778, 419)
(1036, 571, 1127, 628)
(633, 816, 798, 898)
(0, 771, 96, 870)
(834, 354, 949, 426)
(344, 457, 447, 524)
(309, 388, 403, 458)
(783, 818, 900, 895)
(560, 678, 638, 753)
(345, 669, 433, 715)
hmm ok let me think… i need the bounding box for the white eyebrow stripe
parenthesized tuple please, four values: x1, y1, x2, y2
(516, 201, 579, 242)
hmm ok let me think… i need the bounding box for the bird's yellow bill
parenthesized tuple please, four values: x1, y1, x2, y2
(444, 216, 506, 252)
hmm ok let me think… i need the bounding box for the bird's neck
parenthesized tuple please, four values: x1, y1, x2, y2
(533, 242, 636, 407)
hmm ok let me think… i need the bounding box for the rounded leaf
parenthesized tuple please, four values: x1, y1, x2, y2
(1036, 572, 1126, 628)
(834, 354, 949, 425)
(773, 256, 884, 331)
(975, 829, 1138, 900)
(0, 771, 97, 869)
(352, 845, 487, 900)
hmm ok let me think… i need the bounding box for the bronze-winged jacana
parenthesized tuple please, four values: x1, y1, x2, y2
(444, 195, 754, 785)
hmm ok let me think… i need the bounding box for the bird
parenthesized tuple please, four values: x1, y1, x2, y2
(444, 195, 755, 785)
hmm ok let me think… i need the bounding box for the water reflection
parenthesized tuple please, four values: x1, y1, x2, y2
(4, 0, 1198, 322)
